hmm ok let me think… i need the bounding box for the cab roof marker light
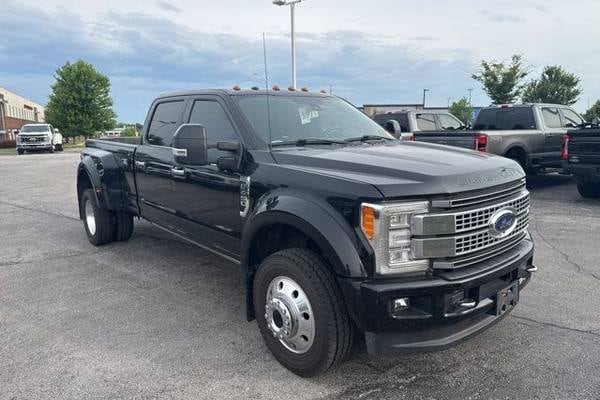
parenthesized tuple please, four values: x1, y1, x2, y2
(272, 85, 281, 91)
(251, 86, 259, 91)
(288, 86, 296, 92)
(232, 85, 241, 91)
(301, 87, 309, 92)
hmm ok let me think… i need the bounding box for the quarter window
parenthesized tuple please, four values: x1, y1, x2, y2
(189, 100, 239, 162)
(542, 107, 562, 128)
(147, 100, 184, 146)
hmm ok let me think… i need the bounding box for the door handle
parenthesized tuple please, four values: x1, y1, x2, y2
(135, 160, 146, 169)
(171, 167, 187, 178)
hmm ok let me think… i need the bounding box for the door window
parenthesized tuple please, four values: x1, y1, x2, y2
(189, 100, 239, 162)
(438, 114, 463, 130)
(147, 100, 184, 146)
(561, 108, 584, 128)
(541, 107, 562, 128)
(416, 113, 436, 130)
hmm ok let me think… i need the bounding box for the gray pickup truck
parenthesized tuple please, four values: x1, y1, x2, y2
(413, 104, 585, 174)
(373, 110, 471, 145)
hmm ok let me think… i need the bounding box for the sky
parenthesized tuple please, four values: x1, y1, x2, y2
(2, 0, 600, 122)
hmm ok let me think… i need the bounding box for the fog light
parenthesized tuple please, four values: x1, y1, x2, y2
(392, 297, 410, 314)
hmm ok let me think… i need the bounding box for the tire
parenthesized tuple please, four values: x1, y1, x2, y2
(253, 248, 353, 377)
(49, 145, 55, 154)
(577, 182, 600, 199)
(55, 144, 64, 151)
(81, 189, 114, 246)
(17, 148, 24, 155)
(505, 149, 532, 174)
(113, 210, 134, 241)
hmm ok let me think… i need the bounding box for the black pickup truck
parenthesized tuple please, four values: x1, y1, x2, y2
(563, 125, 600, 198)
(77, 89, 536, 376)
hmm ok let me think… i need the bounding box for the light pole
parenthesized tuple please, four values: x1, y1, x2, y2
(422, 89, 430, 108)
(273, 0, 303, 89)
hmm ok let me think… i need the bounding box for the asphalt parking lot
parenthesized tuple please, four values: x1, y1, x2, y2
(1, 152, 599, 399)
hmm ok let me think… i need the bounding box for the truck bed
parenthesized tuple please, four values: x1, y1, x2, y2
(413, 131, 476, 151)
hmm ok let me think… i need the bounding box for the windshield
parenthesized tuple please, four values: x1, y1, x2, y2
(20, 125, 51, 133)
(236, 95, 392, 145)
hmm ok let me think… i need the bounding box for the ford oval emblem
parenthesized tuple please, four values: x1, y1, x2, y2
(488, 208, 517, 238)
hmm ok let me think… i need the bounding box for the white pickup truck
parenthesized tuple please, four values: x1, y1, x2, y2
(16, 124, 64, 154)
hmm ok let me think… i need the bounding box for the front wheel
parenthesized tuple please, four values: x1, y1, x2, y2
(253, 248, 353, 377)
(55, 143, 63, 151)
(17, 148, 24, 155)
(577, 182, 600, 198)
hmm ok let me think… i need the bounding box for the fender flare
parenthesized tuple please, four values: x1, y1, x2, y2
(241, 192, 369, 320)
(77, 149, 130, 217)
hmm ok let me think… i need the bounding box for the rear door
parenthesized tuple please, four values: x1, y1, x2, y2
(134, 98, 186, 227)
(540, 106, 565, 155)
(415, 113, 437, 131)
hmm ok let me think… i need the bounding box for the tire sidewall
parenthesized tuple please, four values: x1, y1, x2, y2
(81, 190, 100, 244)
(254, 253, 334, 375)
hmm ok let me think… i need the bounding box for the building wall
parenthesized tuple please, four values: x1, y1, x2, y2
(0, 86, 46, 141)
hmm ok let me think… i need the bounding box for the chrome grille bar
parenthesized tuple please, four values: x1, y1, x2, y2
(412, 214, 529, 259)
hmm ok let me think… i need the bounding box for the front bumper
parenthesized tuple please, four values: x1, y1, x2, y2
(338, 236, 534, 356)
(18, 143, 53, 150)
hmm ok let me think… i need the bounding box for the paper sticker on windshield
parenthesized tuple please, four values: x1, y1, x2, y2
(299, 107, 319, 125)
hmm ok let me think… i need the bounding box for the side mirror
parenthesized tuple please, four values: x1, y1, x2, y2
(172, 124, 208, 165)
(54, 129, 60, 134)
(216, 141, 242, 171)
(384, 120, 401, 137)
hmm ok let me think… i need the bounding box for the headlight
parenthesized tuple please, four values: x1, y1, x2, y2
(361, 201, 430, 275)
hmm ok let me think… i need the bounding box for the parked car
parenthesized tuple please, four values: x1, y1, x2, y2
(563, 123, 600, 198)
(16, 123, 63, 154)
(77, 88, 535, 376)
(413, 103, 585, 174)
(372, 110, 469, 142)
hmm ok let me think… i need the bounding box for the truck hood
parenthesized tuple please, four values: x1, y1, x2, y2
(271, 141, 524, 198)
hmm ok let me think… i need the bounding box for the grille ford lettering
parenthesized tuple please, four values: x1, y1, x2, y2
(458, 168, 520, 186)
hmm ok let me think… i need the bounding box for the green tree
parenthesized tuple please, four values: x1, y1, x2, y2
(120, 125, 138, 137)
(583, 100, 600, 122)
(45, 60, 116, 138)
(472, 54, 530, 104)
(522, 65, 582, 105)
(448, 97, 474, 125)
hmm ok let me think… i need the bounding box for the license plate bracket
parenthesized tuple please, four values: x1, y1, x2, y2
(495, 282, 519, 316)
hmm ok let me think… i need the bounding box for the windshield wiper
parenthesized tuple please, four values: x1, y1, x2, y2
(345, 135, 393, 142)
(270, 138, 348, 147)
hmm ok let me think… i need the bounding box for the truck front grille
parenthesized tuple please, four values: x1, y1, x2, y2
(411, 178, 530, 270)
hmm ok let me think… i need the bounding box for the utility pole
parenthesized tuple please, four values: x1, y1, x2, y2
(468, 88, 473, 105)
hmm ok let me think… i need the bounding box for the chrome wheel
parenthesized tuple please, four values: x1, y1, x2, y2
(84, 199, 96, 235)
(265, 276, 315, 354)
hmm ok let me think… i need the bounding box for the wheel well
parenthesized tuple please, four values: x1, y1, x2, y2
(248, 223, 325, 268)
(245, 223, 332, 320)
(504, 147, 527, 168)
(77, 170, 93, 219)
